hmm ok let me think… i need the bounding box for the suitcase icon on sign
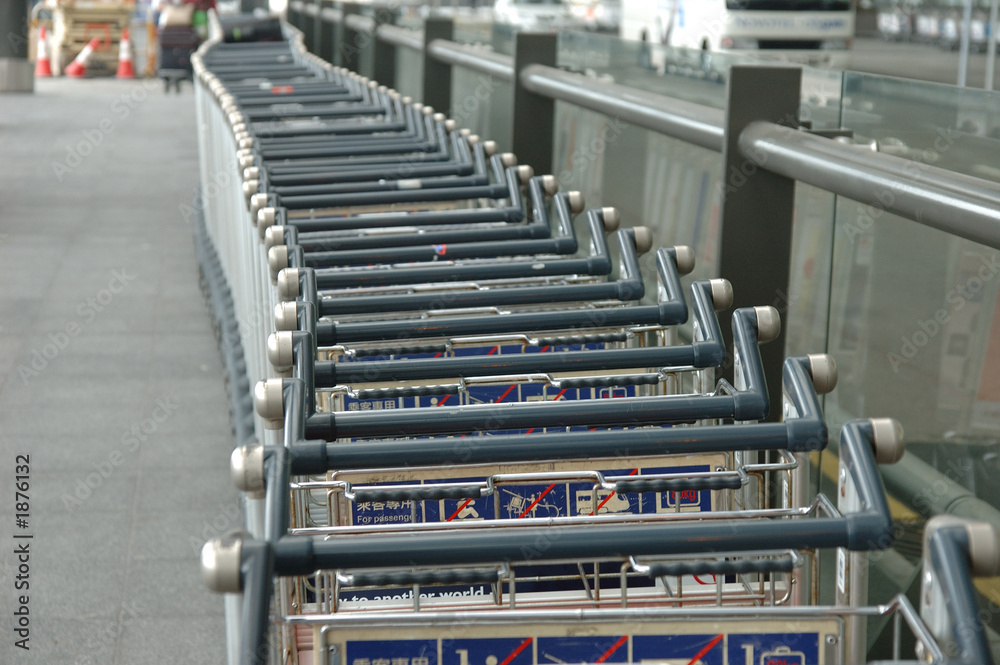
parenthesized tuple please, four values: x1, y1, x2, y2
(760, 646, 806, 665)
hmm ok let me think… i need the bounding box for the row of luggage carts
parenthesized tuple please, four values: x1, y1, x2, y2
(189, 15, 1000, 665)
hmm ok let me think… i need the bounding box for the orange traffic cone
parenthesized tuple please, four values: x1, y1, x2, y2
(35, 26, 53, 77)
(116, 28, 135, 79)
(64, 37, 100, 78)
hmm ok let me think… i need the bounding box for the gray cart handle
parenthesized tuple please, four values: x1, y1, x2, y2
(262, 306, 773, 442)
(235, 353, 830, 545)
(203, 417, 903, 665)
(279, 243, 696, 349)
(284, 278, 722, 392)
(279, 217, 650, 317)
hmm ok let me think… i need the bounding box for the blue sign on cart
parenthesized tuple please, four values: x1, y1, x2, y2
(536, 636, 629, 664)
(347, 640, 438, 665)
(346, 632, 819, 665)
(443, 638, 534, 665)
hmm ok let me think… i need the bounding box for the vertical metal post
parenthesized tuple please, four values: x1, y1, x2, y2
(958, 0, 973, 87)
(512, 32, 557, 176)
(0, 0, 32, 92)
(315, 0, 332, 63)
(302, 0, 316, 53)
(986, 0, 998, 90)
(372, 8, 397, 89)
(718, 66, 801, 423)
(422, 16, 454, 111)
(340, 2, 362, 73)
(286, 1, 300, 32)
(312, 0, 325, 60)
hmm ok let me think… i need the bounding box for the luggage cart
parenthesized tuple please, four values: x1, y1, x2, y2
(274, 206, 625, 292)
(191, 26, 973, 665)
(271, 243, 697, 352)
(256, 305, 775, 444)
(287, 276, 721, 420)
(244, 303, 801, 620)
(204, 418, 926, 665)
(276, 219, 650, 322)
(269, 178, 584, 271)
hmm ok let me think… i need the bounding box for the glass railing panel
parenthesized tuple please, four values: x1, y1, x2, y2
(827, 73, 1000, 440)
(453, 14, 494, 45)
(450, 65, 514, 152)
(396, 10, 423, 31)
(821, 72, 1000, 648)
(558, 30, 731, 109)
(552, 101, 723, 303)
(825, 210, 1000, 442)
(783, 66, 844, 358)
(556, 30, 841, 109)
(393, 43, 423, 100)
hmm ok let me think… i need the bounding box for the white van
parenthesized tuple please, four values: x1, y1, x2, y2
(621, 0, 855, 68)
(493, 0, 579, 31)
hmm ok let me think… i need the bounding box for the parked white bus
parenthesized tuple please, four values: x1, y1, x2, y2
(620, 0, 854, 68)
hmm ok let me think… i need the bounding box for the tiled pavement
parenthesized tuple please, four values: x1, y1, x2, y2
(0, 77, 236, 664)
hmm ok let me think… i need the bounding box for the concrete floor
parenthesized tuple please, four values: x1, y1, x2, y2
(0, 77, 235, 664)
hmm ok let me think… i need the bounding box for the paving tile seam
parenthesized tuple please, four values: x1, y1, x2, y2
(1, 78, 228, 664)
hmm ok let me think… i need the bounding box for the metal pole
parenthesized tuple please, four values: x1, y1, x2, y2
(428, 40, 514, 81)
(987, 0, 998, 90)
(881, 452, 1000, 524)
(301, 0, 316, 53)
(377, 23, 424, 52)
(739, 120, 1000, 251)
(372, 8, 397, 89)
(719, 66, 801, 423)
(0, 0, 34, 92)
(958, 0, 973, 86)
(344, 14, 376, 78)
(312, 0, 325, 58)
(519, 64, 724, 152)
(422, 16, 453, 111)
(512, 32, 558, 176)
(316, 0, 334, 63)
(340, 2, 361, 72)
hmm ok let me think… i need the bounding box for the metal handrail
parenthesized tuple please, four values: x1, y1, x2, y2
(300, 15, 1000, 536)
(376, 23, 423, 52)
(741, 120, 1000, 251)
(427, 39, 514, 82)
(520, 63, 725, 153)
(384, 27, 1000, 250)
(320, 7, 341, 22)
(344, 13, 374, 35)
